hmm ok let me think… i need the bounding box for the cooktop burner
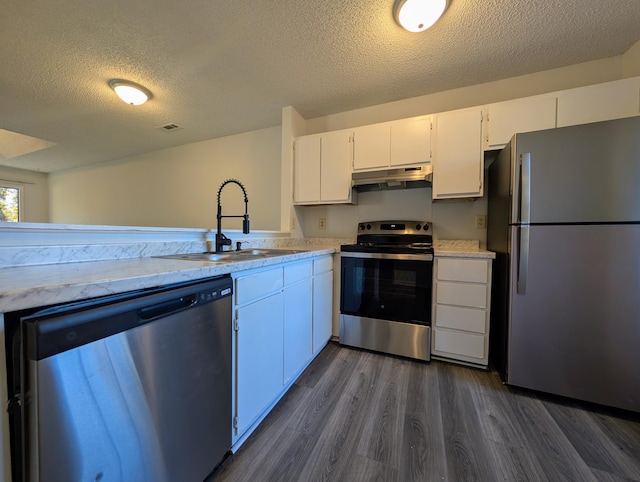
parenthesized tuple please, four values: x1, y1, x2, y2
(341, 220, 433, 254)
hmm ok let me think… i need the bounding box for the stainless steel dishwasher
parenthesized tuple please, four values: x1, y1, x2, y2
(14, 275, 232, 482)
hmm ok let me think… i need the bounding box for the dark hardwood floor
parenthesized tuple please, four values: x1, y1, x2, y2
(210, 342, 640, 481)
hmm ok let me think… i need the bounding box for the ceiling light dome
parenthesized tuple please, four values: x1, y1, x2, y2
(108, 79, 153, 106)
(394, 0, 448, 33)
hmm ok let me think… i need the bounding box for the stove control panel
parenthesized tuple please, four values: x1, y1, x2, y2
(357, 220, 432, 235)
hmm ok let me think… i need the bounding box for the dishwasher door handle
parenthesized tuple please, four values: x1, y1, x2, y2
(138, 294, 198, 320)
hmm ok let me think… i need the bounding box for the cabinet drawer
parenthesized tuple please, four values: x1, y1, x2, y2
(235, 267, 283, 306)
(435, 304, 486, 334)
(436, 282, 487, 309)
(313, 255, 333, 274)
(433, 329, 486, 359)
(284, 260, 313, 286)
(437, 258, 489, 283)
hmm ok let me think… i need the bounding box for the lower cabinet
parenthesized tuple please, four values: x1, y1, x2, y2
(312, 256, 333, 353)
(431, 256, 493, 368)
(235, 290, 284, 437)
(231, 255, 333, 450)
(283, 262, 313, 385)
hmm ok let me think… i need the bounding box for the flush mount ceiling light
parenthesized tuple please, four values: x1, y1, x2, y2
(394, 0, 448, 33)
(108, 79, 153, 105)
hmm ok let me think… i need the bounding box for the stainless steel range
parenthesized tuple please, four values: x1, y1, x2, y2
(339, 220, 434, 361)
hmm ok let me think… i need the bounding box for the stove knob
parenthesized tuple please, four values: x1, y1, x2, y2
(415, 224, 421, 230)
(423, 224, 429, 231)
(359, 223, 366, 231)
(366, 223, 372, 230)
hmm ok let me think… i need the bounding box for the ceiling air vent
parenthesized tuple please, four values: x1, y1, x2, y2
(156, 123, 183, 132)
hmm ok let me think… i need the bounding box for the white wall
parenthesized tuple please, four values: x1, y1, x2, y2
(299, 187, 489, 242)
(0, 165, 49, 222)
(49, 126, 281, 230)
(300, 189, 431, 238)
(623, 39, 640, 77)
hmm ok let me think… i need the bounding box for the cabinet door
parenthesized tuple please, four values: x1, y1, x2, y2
(390, 116, 431, 166)
(294, 135, 321, 203)
(557, 77, 640, 127)
(235, 292, 284, 437)
(485, 95, 557, 149)
(312, 269, 333, 353)
(433, 107, 484, 199)
(283, 279, 313, 384)
(320, 130, 352, 202)
(352, 123, 390, 171)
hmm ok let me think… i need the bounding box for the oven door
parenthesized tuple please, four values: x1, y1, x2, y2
(340, 251, 433, 325)
(339, 251, 433, 361)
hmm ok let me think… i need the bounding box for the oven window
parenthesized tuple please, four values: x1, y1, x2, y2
(340, 257, 432, 324)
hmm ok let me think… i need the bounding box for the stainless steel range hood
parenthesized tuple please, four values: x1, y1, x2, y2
(351, 165, 432, 192)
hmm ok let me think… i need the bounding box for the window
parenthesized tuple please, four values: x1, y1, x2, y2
(0, 185, 20, 222)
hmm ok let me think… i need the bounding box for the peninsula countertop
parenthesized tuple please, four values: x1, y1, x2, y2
(0, 247, 337, 313)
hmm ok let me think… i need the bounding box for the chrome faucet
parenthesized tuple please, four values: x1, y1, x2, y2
(216, 179, 250, 252)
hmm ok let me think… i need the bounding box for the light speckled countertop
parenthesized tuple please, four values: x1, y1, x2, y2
(0, 246, 336, 313)
(1, 237, 494, 313)
(433, 240, 496, 259)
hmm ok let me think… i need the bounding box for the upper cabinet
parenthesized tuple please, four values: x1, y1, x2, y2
(352, 123, 390, 171)
(294, 129, 354, 205)
(484, 94, 557, 150)
(352, 116, 432, 171)
(432, 107, 484, 200)
(292, 76, 640, 205)
(557, 77, 640, 128)
(293, 135, 321, 204)
(390, 116, 432, 167)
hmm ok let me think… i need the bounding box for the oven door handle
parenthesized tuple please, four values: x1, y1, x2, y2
(340, 251, 433, 261)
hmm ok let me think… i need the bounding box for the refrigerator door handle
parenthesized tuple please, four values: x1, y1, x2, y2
(519, 153, 531, 224)
(517, 225, 530, 294)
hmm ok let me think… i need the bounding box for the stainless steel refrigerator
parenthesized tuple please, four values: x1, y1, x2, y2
(487, 116, 640, 413)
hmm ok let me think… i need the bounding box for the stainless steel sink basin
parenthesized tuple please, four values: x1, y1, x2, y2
(156, 248, 304, 264)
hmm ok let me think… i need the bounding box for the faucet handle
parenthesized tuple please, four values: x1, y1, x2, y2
(236, 241, 246, 252)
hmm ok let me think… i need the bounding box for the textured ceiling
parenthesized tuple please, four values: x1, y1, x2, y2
(1, 0, 639, 172)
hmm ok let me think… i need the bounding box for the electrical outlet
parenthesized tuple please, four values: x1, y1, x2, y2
(291, 216, 296, 230)
(319, 218, 326, 230)
(475, 215, 487, 229)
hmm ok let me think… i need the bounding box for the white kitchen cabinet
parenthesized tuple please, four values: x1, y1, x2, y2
(234, 274, 284, 438)
(283, 261, 313, 385)
(484, 94, 557, 150)
(352, 122, 390, 171)
(312, 255, 333, 353)
(557, 77, 640, 128)
(432, 107, 484, 199)
(293, 135, 321, 203)
(352, 116, 432, 171)
(294, 129, 354, 205)
(431, 256, 492, 368)
(232, 254, 334, 451)
(389, 115, 432, 167)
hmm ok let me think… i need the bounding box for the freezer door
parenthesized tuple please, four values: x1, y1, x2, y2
(507, 224, 640, 412)
(512, 116, 640, 224)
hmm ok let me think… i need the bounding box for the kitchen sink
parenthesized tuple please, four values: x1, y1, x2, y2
(156, 248, 304, 264)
